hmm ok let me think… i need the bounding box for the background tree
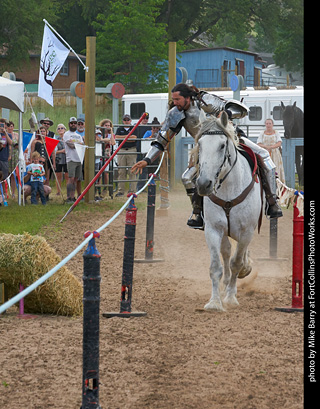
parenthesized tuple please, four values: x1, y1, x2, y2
(93, 0, 168, 93)
(0, 0, 56, 70)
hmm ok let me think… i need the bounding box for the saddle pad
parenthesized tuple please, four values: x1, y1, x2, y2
(239, 143, 258, 177)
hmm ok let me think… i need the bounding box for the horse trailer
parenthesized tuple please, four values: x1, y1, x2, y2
(122, 86, 304, 186)
(122, 86, 304, 138)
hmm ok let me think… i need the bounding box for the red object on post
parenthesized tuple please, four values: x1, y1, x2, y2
(291, 203, 304, 309)
(275, 202, 304, 313)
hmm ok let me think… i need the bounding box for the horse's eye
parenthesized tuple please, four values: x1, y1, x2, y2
(220, 143, 225, 150)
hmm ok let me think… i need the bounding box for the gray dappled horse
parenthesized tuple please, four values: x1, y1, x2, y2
(195, 112, 262, 311)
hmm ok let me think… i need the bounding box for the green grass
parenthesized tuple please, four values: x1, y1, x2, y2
(0, 180, 148, 236)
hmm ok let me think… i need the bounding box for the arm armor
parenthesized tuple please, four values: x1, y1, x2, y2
(144, 107, 185, 164)
(241, 136, 276, 170)
(199, 92, 249, 120)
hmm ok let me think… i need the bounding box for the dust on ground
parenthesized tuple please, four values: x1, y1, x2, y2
(0, 190, 303, 409)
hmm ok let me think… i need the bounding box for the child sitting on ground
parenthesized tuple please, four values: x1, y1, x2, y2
(26, 151, 46, 205)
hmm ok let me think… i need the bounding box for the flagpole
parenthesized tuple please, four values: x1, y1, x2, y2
(42, 19, 88, 72)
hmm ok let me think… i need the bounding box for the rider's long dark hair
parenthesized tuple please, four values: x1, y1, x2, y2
(169, 83, 199, 109)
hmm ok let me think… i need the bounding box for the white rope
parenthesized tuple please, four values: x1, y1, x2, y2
(0, 152, 165, 314)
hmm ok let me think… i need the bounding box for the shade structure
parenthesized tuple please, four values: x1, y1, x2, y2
(0, 76, 25, 112)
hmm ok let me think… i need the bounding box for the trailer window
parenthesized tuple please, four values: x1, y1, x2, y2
(248, 106, 262, 121)
(130, 103, 146, 120)
(272, 106, 283, 121)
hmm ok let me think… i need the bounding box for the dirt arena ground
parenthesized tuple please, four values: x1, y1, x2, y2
(0, 190, 303, 409)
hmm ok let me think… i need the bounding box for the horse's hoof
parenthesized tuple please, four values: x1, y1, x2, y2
(204, 300, 225, 312)
(238, 265, 252, 279)
(223, 295, 239, 307)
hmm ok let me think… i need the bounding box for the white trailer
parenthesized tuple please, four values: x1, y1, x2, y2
(122, 86, 304, 138)
(122, 86, 304, 186)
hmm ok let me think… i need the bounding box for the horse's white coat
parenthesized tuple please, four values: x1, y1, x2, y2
(196, 113, 262, 311)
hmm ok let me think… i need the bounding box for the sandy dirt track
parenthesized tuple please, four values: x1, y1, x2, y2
(0, 190, 303, 409)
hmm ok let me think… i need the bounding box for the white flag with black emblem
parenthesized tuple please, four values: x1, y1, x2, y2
(38, 24, 69, 106)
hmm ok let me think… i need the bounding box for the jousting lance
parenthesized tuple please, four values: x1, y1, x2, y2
(59, 112, 148, 223)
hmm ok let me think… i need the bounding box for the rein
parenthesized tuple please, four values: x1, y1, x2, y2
(202, 131, 238, 192)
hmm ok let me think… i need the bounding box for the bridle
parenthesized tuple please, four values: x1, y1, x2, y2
(202, 131, 238, 192)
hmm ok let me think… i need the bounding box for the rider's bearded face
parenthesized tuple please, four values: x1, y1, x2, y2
(172, 92, 191, 111)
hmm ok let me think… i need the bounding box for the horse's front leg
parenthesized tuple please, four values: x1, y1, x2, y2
(204, 229, 225, 312)
(224, 236, 252, 307)
(220, 235, 232, 292)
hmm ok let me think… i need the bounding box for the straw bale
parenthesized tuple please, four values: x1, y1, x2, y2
(0, 233, 82, 316)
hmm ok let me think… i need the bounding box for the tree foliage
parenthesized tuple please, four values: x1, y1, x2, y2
(1, 0, 303, 90)
(93, 0, 169, 93)
(0, 0, 57, 70)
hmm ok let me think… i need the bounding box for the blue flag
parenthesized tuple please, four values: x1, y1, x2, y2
(23, 131, 33, 152)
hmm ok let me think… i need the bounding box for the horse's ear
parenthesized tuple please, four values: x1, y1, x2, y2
(281, 101, 285, 110)
(220, 110, 228, 128)
(293, 101, 297, 108)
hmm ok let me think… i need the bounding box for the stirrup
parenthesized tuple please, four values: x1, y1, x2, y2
(266, 202, 283, 219)
(187, 212, 204, 230)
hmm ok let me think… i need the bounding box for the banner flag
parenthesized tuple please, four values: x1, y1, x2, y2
(38, 24, 69, 106)
(75, 144, 86, 164)
(45, 137, 59, 157)
(23, 131, 33, 152)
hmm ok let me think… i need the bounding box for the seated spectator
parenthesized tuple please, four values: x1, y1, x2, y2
(23, 156, 52, 203)
(26, 152, 46, 205)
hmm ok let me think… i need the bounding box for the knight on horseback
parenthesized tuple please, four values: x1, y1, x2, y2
(131, 83, 283, 229)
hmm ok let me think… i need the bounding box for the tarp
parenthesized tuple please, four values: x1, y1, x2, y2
(0, 76, 25, 112)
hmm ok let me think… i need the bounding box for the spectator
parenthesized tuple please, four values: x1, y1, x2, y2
(54, 123, 68, 196)
(40, 117, 56, 181)
(140, 117, 161, 176)
(136, 115, 152, 191)
(40, 117, 55, 137)
(23, 156, 52, 203)
(30, 126, 54, 186)
(76, 117, 85, 198)
(99, 119, 116, 196)
(0, 118, 13, 182)
(114, 114, 137, 196)
(26, 151, 46, 205)
(63, 117, 85, 203)
(257, 118, 286, 183)
(7, 121, 19, 199)
(76, 117, 85, 137)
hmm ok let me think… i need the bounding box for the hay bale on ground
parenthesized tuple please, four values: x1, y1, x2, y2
(0, 233, 82, 316)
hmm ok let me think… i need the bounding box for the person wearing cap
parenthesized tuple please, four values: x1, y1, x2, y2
(63, 117, 85, 203)
(114, 114, 138, 196)
(40, 117, 54, 138)
(76, 117, 85, 138)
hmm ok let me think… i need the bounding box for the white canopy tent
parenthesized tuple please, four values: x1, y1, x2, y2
(0, 76, 25, 205)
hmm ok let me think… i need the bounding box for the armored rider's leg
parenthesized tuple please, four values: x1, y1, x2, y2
(181, 166, 204, 229)
(241, 137, 283, 218)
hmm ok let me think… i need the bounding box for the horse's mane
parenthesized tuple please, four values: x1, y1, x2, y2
(195, 115, 239, 147)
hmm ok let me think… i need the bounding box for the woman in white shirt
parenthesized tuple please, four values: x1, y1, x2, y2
(257, 118, 285, 183)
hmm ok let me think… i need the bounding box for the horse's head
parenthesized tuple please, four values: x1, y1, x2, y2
(195, 111, 238, 196)
(281, 101, 304, 139)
